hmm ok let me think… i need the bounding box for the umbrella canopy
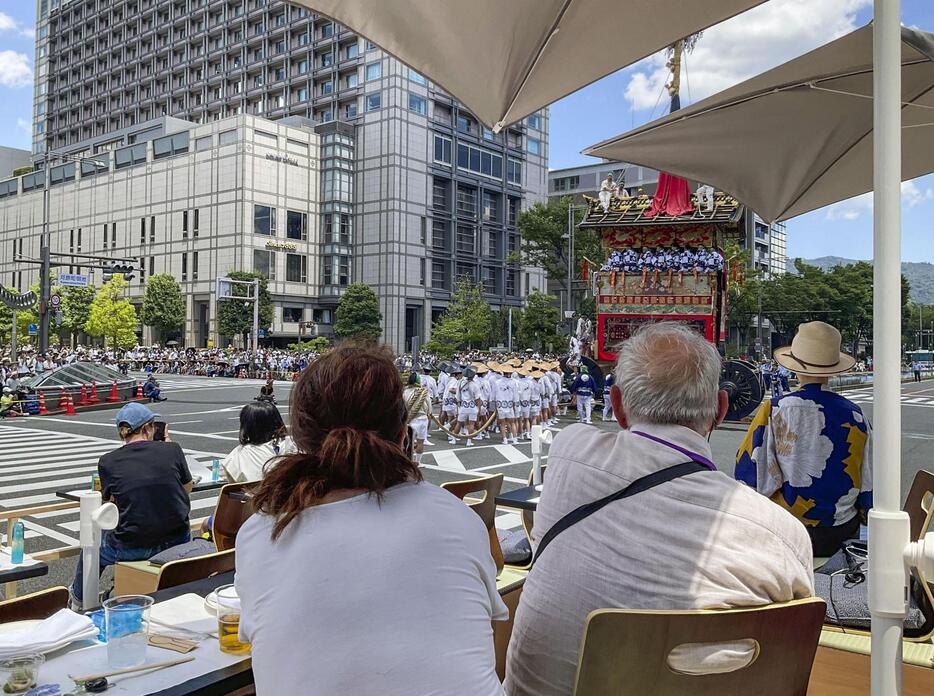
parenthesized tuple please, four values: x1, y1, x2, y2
(292, 0, 766, 131)
(584, 24, 934, 222)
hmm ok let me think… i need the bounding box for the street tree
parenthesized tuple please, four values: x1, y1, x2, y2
(217, 271, 273, 343)
(61, 285, 97, 345)
(517, 290, 562, 352)
(514, 196, 603, 303)
(424, 276, 493, 356)
(287, 336, 330, 352)
(85, 275, 138, 348)
(141, 273, 186, 343)
(334, 283, 382, 342)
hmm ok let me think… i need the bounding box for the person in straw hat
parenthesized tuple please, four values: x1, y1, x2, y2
(735, 321, 872, 556)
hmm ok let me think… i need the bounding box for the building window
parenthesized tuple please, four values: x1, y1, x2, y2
(286, 253, 308, 283)
(420, 217, 427, 245)
(488, 230, 500, 258)
(114, 143, 147, 169)
(456, 143, 503, 179)
(456, 185, 477, 217)
(432, 220, 448, 251)
(408, 93, 427, 115)
(527, 113, 541, 129)
(193, 209, 200, 237)
(433, 135, 452, 165)
(482, 191, 500, 222)
(149, 256, 155, 276)
(419, 258, 426, 286)
(181, 252, 188, 281)
(313, 308, 332, 324)
(339, 214, 351, 244)
(346, 72, 359, 88)
(253, 249, 276, 280)
(283, 306, 303, 323)
(254, 205, 276, 235)
(193, 251, 199, 280)
(140, 218, 146, 244)
(456, 225, 475, 254)
(365, 93, 381, 111)
(320, 80, 333, 96)
(346, 43, 359, 59)
(152, 132, 189, 159)
(481, 127, 496, 142)
(431, 261, 448, 290)
(506, 269, 518, 296)
(287, 210, 307, 240)
(507, 158, 522, 185)
(323, 255, 351, 286)
(344, 102, 358, 118)
(182, 210, 189, 238)
(408, 68, 427, 85)
(456, 114, 473, 133)
(508, 197, 520, 226)
(365, 62, 381, 81)
(527, 137, 542, 155)
(432, 178, 449, 210)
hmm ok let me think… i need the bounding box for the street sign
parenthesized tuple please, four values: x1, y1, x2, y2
(258, 328, 266, 338)
(28, 323, 38, 336)
(49, 294, 61, 309)
(754, 337, 762, 350)
(59, 273, 90, 287)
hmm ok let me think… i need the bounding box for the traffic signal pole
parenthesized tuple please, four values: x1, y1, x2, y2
(38, 148, 51, 354)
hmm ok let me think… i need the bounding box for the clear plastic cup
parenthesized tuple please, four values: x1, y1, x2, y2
(216, 585, 251, 655)
(0, 654, 44, 694)
(103, 595, 154, 668)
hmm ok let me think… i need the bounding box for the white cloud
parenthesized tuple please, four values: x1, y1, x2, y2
(625, 0, 871, 111)
(824, 182, 934, 220)
(15, 118, 30, 136)
(0, 12, 33, 38)
(0, 51, 31, 87)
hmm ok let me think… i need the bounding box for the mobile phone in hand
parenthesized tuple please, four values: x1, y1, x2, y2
(153, 420, 167, 441)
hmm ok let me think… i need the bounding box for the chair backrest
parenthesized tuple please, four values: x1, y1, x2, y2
(441, 474, 505, 573)
(0, 586, 69, 623)
(156, 549, 236, 591)
(521, 464, 548, 540)
(212, 482, 258, 552)
(903, 469, 934, 541)
(573, 598, 827, 696)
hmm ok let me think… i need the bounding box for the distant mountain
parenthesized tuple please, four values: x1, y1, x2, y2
(785, 256, 934, 304)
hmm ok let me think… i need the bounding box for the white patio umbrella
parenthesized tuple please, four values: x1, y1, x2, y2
(586, 9, 928, 695)
(292, 0, 766, 131)
(582, 23, 934, 222)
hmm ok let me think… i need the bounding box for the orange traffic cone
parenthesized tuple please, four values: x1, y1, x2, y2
(38, 391, 48, 415)
(107, 380, 120, 403)
(77, 384, 89, 406)
(62, 389, 76, 416)
(135, 383, 144, 400)
(88, 381, 100, 405)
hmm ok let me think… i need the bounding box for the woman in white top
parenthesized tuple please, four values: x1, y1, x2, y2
(236, 343, 507, 696)
(221, 401, 294, 482)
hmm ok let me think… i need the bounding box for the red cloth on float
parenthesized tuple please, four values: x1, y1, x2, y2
(644, 172, 694, 217)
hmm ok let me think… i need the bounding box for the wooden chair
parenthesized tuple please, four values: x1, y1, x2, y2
(521, 463, 548, 542)
(0, 586, 69, 623)
(572, 598, 827, 696)
(904, 469, 934, 541)
(213, 482, 257, 552)
(155, 549, 236, 591)
(441, 474, 505, 573)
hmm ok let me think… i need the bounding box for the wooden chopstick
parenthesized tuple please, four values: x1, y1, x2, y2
(70, 655, 195, 682)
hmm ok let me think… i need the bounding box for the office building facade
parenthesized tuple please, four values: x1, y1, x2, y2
(24, 0, 549, 351)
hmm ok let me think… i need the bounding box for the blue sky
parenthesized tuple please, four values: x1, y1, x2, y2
(1, 0, 933, 262)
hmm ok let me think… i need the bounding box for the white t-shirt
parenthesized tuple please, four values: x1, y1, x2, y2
(236, 481, 508, 696)
(221, 437, 295, 483)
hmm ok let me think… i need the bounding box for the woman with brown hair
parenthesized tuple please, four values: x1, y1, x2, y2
(236, 343, 508, 696)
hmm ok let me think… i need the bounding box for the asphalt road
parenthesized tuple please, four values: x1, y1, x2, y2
(2, 373, 932, 600)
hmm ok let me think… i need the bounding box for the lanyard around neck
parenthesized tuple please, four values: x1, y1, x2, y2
(631, 430, 717, 471)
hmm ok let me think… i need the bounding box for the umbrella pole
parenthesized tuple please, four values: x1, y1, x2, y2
(869, 2, 911, 695)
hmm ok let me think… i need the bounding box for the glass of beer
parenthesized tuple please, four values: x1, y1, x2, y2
(216, 584, 251, 655)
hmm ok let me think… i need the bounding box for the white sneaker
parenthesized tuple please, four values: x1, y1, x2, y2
(466, 438, 474, 447)
(448, 437, 456, 444)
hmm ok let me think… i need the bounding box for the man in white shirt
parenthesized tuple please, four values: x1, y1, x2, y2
(505, 323, 814, 696)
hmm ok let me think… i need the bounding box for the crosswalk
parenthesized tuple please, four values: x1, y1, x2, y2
(0, 425, 225, 555)
(131, 374, 286, 392)
(845, 389, 934, 407)
(0, 416, 586, 553)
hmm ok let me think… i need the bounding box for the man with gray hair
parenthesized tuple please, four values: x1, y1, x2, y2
(505, 322, 814, 696)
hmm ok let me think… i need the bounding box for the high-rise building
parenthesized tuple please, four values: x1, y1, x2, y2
(23, 0, 549, 351)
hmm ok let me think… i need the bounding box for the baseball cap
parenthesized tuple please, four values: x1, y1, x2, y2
(115, 402, 159, 431)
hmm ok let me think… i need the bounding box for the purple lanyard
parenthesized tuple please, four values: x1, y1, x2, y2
(631, 430, 717, 471)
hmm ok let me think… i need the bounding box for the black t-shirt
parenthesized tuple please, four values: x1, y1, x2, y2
(98, 440, 193, 547)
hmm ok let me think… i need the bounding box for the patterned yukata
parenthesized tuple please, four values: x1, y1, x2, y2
(735, 383, 873, 535)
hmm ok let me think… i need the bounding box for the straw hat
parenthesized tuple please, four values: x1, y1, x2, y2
(773, 321, 856, 376)
(473, 363, 489, 375)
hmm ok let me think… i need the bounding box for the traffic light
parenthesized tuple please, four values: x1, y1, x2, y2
(103, 263, 136, 282)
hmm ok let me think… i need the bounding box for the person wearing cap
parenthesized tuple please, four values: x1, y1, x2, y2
(143, 374, 167, 402)
(602, 371, 615, 421)
(0, 387, 19, 418)
(735, 321, 873, 556)
(570, 366, 595, 424)
(70, 402, 193, 605)
(420, 365, 438, 403)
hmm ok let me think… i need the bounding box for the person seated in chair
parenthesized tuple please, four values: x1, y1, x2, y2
(505, 323, 814, 696)
(70, 403, 192, 606)
(143, 375, 167, 402)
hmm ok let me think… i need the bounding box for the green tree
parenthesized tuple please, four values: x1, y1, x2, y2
(217, 271, 273, 343)
(141, 273, 186, 343)
(61, 285, 97, 344)
(287, 336, 330, 352)
(517, 290, 561, 352)
(424, 276, 493, 356)
(85, 275, 138, 348)
(334, 283, 383, 341)
(514, 196, 604, 306)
